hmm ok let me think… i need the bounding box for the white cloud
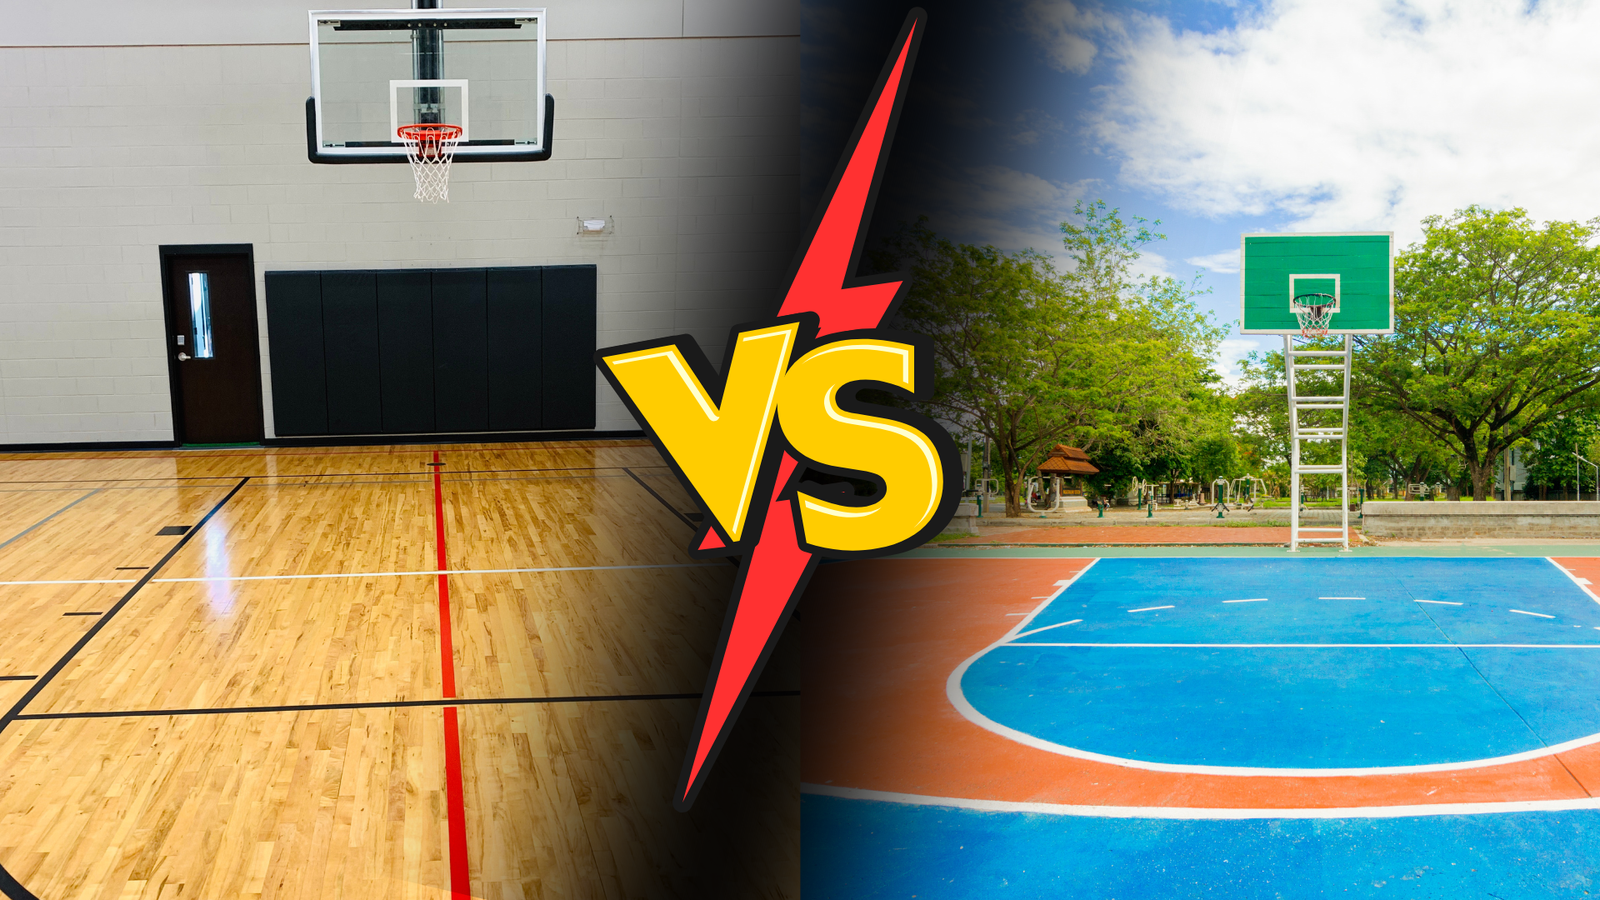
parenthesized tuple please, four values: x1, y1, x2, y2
(1023, 0, 1108, 74)
(1215, 336, 1271, 388)
(1186, 248, 1241, 274)
(1130, 249, 1175, 279)
(1084, 0, 1600, 244)
(921, 164, 1096, 257)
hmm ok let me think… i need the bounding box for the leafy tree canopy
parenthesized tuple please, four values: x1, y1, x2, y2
(1356, 206, 1600, 499)
(876, 203, 1225, 515)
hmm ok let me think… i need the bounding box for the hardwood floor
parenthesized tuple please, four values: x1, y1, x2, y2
(0, 442, 797, 899)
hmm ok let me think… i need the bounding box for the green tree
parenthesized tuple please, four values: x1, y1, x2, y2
(1190, 432, 1245, 486)
(1355, 206, 1600, 500)
(1524, 412, 1600, 497)
(1353, 407, 1452, 499)
(878, 204, 1224, 515)
(1237, 343, 1419, 501)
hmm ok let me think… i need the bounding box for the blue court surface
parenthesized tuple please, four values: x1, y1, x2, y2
(805, 554, 1600, 897)
(804, 794, 1600, 898)
(963, 557, 1600, 770)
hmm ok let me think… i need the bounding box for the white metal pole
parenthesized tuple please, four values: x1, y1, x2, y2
(1286, 335, 1299, 551)
(1341, 334, 1352, 551)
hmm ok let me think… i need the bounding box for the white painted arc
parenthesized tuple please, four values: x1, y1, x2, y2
(947, 556, 1600, 778)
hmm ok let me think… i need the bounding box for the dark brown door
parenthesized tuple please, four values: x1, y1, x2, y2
(161, 248, 264, 444)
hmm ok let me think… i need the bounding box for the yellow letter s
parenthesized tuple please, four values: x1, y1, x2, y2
(775, 336, 958, 554)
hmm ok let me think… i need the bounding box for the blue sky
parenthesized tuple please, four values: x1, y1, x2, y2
(881, 0, 1600, 384)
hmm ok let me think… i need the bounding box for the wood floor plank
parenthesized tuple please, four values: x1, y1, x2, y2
(0, 443, 799, 898)
(0, 484, 236, 582)
(154, 479, 435, 580)
(458, 698, 799, 900)
(451, 568, 734, 700)
(27, 576, 445, 714)
(439, 469, 697, 573)
(0, 584, 129, 679)
(0, 489, 99, 547)
(0, 708, 451, 900)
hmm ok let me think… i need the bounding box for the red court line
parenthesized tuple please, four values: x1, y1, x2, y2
(432, 449, 470, 897)
(806, 558, 1599, 810)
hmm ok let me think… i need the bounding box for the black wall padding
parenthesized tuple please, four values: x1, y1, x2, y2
(319, 272, 384, 435)
(431, 268, 490, 433)
(264, 272, 328, 437)
(541, 265, 597, 430)
(265, 264, 597, 438)
(376, 271, 435, 434)
(487, 267, 544, 431)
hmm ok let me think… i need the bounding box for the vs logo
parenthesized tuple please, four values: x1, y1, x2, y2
(600, 319, 954, 558)
(595, 9, 954, 810)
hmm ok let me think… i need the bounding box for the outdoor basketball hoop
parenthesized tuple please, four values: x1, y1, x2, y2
(397, 124, 463, 203)
(1291, 292, 1337, 338)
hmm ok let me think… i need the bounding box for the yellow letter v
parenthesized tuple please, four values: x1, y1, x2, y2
(600, 322, 798, 544)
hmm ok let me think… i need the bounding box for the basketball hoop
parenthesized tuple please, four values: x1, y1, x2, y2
(1291, 293, 1337, 339)
(397, 124, 463, 203)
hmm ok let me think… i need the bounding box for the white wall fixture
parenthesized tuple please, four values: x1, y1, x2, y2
(577, 216, 614, 236)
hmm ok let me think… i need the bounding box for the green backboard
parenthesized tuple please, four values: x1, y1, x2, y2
(1240, 232, 1394, 334)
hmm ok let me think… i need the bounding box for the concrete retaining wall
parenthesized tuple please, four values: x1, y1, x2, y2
(1362, 501, 1600, 539)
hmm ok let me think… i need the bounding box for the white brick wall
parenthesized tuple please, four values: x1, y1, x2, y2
(0, 3, 799, 444)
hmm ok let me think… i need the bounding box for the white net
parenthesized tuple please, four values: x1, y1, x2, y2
(1291, 294, 1336, 339)
(399, 125, 462, 203)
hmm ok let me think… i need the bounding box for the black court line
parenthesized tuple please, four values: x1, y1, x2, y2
(0, 478, 249, 738)
(241, 472, 636, 489)
(623, 467, 698, 530)
(0, 466, 672, 486)
(14, 689, 801, 721)
(0, 489, 100, 553)
(62, 612, 102, 617)
(0, 677, 35, 683)
(0, 476, 242, 485)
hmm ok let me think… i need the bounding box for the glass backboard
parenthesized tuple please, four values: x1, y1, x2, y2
(308, 8, 550, 164)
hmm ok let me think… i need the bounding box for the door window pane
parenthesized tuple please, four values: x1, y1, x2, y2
(188, 272, 214, 359)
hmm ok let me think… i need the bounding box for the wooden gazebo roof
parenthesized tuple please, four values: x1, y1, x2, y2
(1037, 444, 1098, 475)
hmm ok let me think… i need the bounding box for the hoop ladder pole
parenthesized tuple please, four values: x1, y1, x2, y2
(1285, 336, 1353, 552)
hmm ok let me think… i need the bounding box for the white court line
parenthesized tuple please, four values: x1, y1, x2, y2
(1415, 600, 1463, 606)
(0, 563, 721, 587)
(1223, 598, 1268, 604)
(996, 559, 1101, 643)
(801, 782, 1600, 821)
(1549, 557, 1600, 608)
(939, 555, 1600, 781)
(1127, 606, 1174, 613)
(992, 637, 1600, 643)
(1010, 619, 1083, 640)
(1510, 609, 1555, 619)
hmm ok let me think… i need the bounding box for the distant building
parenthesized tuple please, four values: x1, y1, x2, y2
(1037, 445, 1099, 498)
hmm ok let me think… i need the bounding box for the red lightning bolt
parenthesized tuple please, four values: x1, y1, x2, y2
(674, 9, 925, 811)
